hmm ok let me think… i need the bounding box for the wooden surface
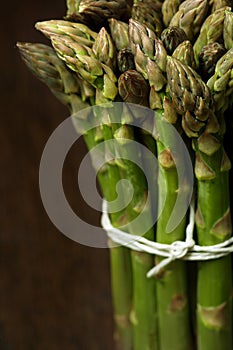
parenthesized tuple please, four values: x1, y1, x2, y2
(1, 1, 114, 349)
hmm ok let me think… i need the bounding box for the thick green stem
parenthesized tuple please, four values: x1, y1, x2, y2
(99, 157, 134, 350)
(131, 251, 158, 350)
(197, 257, 232, 350)
(187, 261, 198, 342)
(97, 115, 134, 350)
(114, 124, 159, 350)
(139, 130, 158, 218)
(196, 149, 232, 350)
(155, 112, 194, 350)
(109, 243, 133, 350)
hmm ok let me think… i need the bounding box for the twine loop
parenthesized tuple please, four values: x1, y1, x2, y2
(170, 240, 194, 259)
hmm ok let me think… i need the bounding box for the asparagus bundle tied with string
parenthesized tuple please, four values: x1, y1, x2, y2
(17, 1, 233, 349)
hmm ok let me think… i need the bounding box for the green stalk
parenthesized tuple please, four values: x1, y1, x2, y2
(195, 148, 232, 350)
(187, 260, 198, 342)
(94, 101, 134, 350)
(195, 48, 233, 350)
(129, 20, 194, 350)
(155, 110, 194, 350)
(109, 242, 133, 350)
(100, 118, 134, 350)
(130, 249, 158, 350)
(118, 70, 159, 350)
(97, 101, 158, 350)
(114, 124, 158, 350)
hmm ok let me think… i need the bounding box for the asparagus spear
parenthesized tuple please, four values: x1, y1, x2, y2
(114, 124, 159, 350)
(118, 69, 149, 106)
(93, 29, 158, 349)
(210, 0, 232, 13)
(77, 0, 93, 12)
(108, 19, 136, 74)
(66, 0, 82, 17)
(17, 42, 90, 112)
(65, 0, 133, 31)
(92, 27, 117, 71)
(99, 105, 134, 350)
(17, 42, 113, 200)
(117, 50, 136, 74)
(161, 0, 183, 27)
(34, 23, 120, 195)
(198, 42, 226, 81)
(223, 10, 233, 51)
(118, 69, 157, 215)
(79, 0, 133, 18)
(109, 19, 130, 52)
(35, 20, 97, 47)
(129, 19, 194, 350)
(118, 70, 159, 350)
(207, 48, 233, 116)
(161, 26, 188, 55)
(167, 56, 232, 350)
(129, 20, 167, 90)
(193, 6, 231, 66)
(131, 0, 164, 36)
(172, 40, 197, 69)
(16, 42, 108, 212)
(49, 34, 118, 100)
(169, 0, 209, 43)
(206, 46, 233, 229)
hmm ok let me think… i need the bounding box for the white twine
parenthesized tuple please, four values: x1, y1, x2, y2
(101, 200, 233, 278)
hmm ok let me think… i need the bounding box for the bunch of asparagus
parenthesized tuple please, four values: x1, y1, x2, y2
(18, 0, 233, 349)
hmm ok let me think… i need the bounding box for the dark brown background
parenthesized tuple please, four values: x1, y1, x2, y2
(1, 1, 114, 349)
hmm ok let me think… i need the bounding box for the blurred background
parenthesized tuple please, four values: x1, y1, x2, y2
(1, 1, 114, 349)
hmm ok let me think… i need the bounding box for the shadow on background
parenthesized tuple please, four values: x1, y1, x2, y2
(1, 1, 114, 349)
